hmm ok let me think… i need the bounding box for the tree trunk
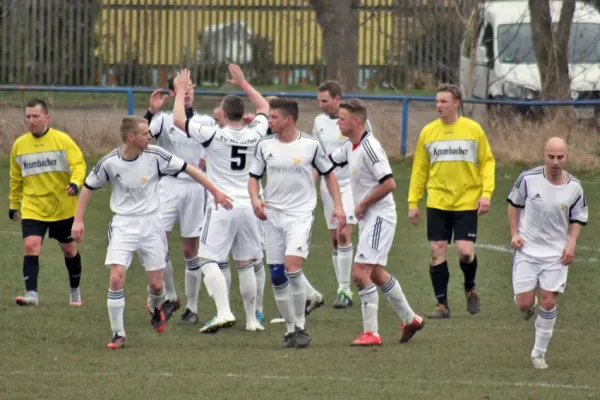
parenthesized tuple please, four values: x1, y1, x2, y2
(309, 0, 360, 92)
(528, 0, 575, 100)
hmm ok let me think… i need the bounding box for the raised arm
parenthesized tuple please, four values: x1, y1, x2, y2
(227, 64, 269, 116)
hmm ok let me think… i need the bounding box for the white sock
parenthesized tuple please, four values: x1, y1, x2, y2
(219, 262, 231, 295)
(107, 289, 125, 337)
(184, 257, 203, 314)
(254, 260, 266, 313)
(337, 244, 353, 294)
(332, 248, 340, 285)
(238, 262, 258, 324)
(533, 306, 557, 357)
(147, 288, 165, 311)
(163, 253, 177, 301)
(202, 261, 232, 317)
(358, 284, 379, 335)
(272, 280, 295, 334)
(304, 273, 318, 298)
(380, 276, 415, 324)
(286, 269, 307, 330)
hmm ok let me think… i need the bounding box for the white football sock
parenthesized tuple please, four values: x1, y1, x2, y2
(163, 253, 177, 301)
(202, 261, 232, 317)
(184, 257, 203, 314)
(358, 284, 379, 335)
(331, 248, 340, 285)
(219, 262, 231, 295)
(304, 273, 318, 298)
(533, 306, 557, 357)
(237, 263, 258, 324)
(254, 260, 266, 313)
(380, 276, 415, 324)
(272, 280, 295, 334)
(286, 269, 307, 330)
(107, 289, 125, 337)
(337, 244, 353, 294)
(147, 288, 165, 311)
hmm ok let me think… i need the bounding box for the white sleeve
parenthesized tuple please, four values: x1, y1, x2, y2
(149, 146, 187, 177)
(249, 140, 267, 178)
(249, 113, 269, 137)
(84, 160, 110, 190)
(366, 119, 374, 134)
(312, 141, 335, 175)
(185, 118, 218, 146)
(364, 140, 393, 182)
(507, 172, 527, 208)
(148, 112, 167, 139)
(569, 186, 588, 225)
(329, 143, 348, 167)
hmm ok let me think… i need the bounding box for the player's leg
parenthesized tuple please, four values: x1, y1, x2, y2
(298, 211, 323, 316)
(426, 208, 453, 318)
(178, 236, 202, 325)
(15, 219, 47, 306)
(282, 212, 316, 349)
(159, 183, 182, 320)
(253, 221, 266, 324)
(321, 183, 341, 299)
(332, 186, 356, 309)
(453, 210, 480, 314)
(512, 251, 539, 321)
(350, 260, 381, 346)
(50, 217, 83, 306)
(530, 264, 567, 369)
(218, 261, 232, 295)
(197, 207, 236, 333)
(232, 208, 265, 331)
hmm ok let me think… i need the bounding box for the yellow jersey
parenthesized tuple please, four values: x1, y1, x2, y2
(408, 116, 495, 211)
(9, 128, 87, 221)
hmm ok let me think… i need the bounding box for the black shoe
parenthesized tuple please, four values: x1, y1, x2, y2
(294, 326, 311, 348)
(162, 298, 181, 321)
(281, 332, 296, 349)
(177, 308, 199, 325)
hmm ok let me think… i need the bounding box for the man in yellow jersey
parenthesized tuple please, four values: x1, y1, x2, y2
(407, 84, 495, 319)
(9, 99, 87, 307)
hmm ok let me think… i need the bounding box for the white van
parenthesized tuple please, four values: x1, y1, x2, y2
(459, 0, 600, 121)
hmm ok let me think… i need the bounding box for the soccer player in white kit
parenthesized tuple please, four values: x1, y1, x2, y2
(313, 80, 374, 309)
(173, 67, 270, 332)
(507, 137, 587, 369)
(329, 99, 425, 346)
(143, 81, 216, 323)
(249, 97, 346, 348)
(70, 116, 232, 349)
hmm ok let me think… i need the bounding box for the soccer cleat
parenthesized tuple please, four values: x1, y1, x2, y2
(465, 289, 480, 315)
(199, 314, 236, 334)
(305, 292, 324, 315)
(281, 332, 296, 349)
(70, 288, 82, 306)
(246, 321, 265, 332)
(400, 315, 425, 343)
(428, 304, 450, 319)
(106, 334, 125, 349)
(15, 291, 39, 307)
(270, 314, 285, 324)
(531, 354, 549, 369)
(256, 311, 265, 324)
(294, 326, 311, 348)
(162, 298, 181, 321)
(147, 306, 166, 333)
(351, 331, 382, 346)
(177, 308, 199, 325)
(333, 290, 353, 309)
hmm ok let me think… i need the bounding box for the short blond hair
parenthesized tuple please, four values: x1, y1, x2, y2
(339, 99, 368, 122)
(120, 116, 147, 142)
(437, 84, 463, 102)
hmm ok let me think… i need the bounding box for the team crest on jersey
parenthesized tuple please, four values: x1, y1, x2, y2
(293, 157, 302, 165)
(141, 176, 149, 184)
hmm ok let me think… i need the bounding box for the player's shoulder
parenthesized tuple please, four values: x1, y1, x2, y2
(256, 133, 278, 146)
(456, 116, 483, 129)
(300, 132, 320, 142)
(95, 148, 120, 169)
(514, 165, 545, 186)
(566, 172, 585, 192)
(144, 144, 173, 159)
(360, 132, 386, 161)
(190, 113, 215, 125)
(313, 112, 332, 123)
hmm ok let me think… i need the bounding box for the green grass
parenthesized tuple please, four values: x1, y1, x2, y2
(1, 160, 600, 399)
(0, 85, 435, 109)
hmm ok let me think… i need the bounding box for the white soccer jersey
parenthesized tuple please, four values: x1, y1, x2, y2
(330, 131, 396, 223)
(507, 166, 588, 258)
(312, 113, 373, 187)
(148, 110, 214, 182)
(186, 113, 269, 206)
(84, 145, 187, 216)
(249, 132, 335, 215)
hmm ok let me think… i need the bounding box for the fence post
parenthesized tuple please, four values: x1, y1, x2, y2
(401, 97, 409, 156)
(127, 89, 135, 115)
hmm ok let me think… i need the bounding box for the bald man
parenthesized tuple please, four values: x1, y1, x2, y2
(507, 137, 588, 369)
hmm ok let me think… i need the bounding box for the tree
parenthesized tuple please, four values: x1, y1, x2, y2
(528, 0, 575, 100)
(308, 0, 360, 92)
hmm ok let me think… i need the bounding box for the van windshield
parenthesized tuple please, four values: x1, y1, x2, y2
(498, 22, 600, 63)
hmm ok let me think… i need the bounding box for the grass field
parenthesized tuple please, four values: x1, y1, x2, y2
(1, 159, 600, 400)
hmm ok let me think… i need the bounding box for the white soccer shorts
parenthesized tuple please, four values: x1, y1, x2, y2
(355, 214, 396, 267)
(320, 180, 356, 229)
(512, 250, 568, 294)
(105, 213, 167, 272)
(159, 178, 206, 238)
(198, 206, 262, 262)
(263, 210, 314, 264)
